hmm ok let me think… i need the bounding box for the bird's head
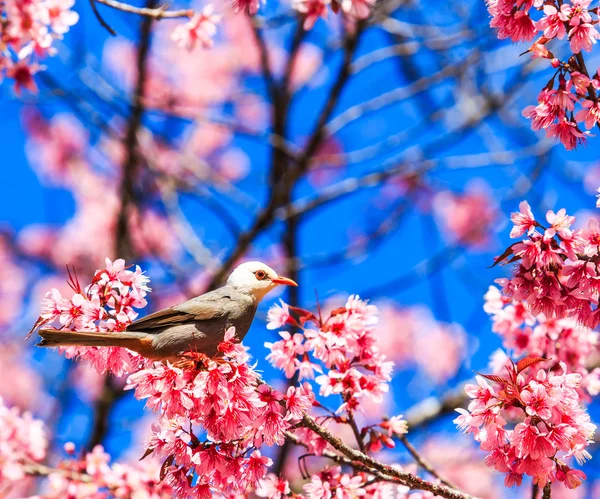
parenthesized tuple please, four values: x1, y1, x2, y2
(227, 261, 297, 301)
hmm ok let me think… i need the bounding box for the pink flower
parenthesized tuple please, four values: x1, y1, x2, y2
(522, 90, 559, 131)
(563, 468, 587, 489)
(568, 23, 599, 53)
(383, 415, 408, 437)
(546, 117, 587, 150)
(265, 331, 305, 378)
(520, 382, 554, 419)
(340, 0, 375, 19)
(546, 208, 575, 238)
(40, 0, 79, 35)
(266, 299, 291, 330)
(232, 0, 261, 14)
(564, 0, 593, 26)
(6, 60, 41, 95)
(257, 474, 291, 499)
(293, 0, 329, 29)
(285, 384, 313, 421)
(510, 201, 536, 238)
(172, 6, 220, 51)
(536, 4, 568, 39)
(576, 99, 600, 130)
(245, 450, 273, 487)
(570, 72, 591, 94)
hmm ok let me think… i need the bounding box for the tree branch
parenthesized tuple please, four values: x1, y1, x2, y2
(299, 414, 479, 499)
(94, 0, 193, 20)
(88, 0, 157, 449)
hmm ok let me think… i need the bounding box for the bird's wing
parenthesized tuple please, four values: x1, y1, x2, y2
(126, 288, 233, 332)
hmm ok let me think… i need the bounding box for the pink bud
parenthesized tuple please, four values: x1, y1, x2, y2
(551, 58, 560, 68)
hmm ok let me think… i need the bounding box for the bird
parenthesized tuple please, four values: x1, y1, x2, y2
(36, 261, 297, 361)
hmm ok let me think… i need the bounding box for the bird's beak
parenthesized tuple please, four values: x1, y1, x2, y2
(272, 276, 298, 287)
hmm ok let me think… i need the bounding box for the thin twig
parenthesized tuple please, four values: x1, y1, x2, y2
(88, 0, 117, 35)
(95, 0, 193, 19)
(23, 462, 92, 483)
(347, 412, 367, 454)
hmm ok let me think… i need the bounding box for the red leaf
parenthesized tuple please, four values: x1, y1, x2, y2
(139, 447, 154, 461)
(516, 356, 546, 374)
(160, 455, 175, 481)
(489, 243, 519, 268)
(329, 307, 347, 317)
(477, 372, 510, 385)
(25, 316, 50, 340)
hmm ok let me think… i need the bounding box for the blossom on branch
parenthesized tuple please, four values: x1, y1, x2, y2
(455, 359, 595, 490)
(487, 0, 600, 149)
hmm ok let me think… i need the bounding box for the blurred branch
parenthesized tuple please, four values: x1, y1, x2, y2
(404, 384, 468, 430)
(23, 462, 93, 483)
(276, 162, 428, 220)
(158, 180, 218, 267)
(205, 23, 364, 290)
(326, 51, 478, 136)
(88, 0, 157, 450)
(399, 434, 458, 490)
(250, 18, 278, 103)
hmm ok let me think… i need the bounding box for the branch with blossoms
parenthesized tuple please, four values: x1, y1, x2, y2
(22, 259, 481, 499)
(0, 395, 176, 498)
(453, 200, 600, 494)
(487, 0, 600, 149)
(0, 0, 379, 93)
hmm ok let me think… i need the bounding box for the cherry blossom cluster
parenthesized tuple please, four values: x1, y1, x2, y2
(0, 0, 79, 94)
(455, 358, 596, 490)
(292, 0, 375, 30)
(35, 262, 479, 498)
(484, 285, 600, 398)
(34, 443, 175, 498)
(486, 0, 600, 149)
(21, 111, 181, 268)
(125, 327, 313, 497)
(260, 465, 448, 499)
(0, 395, 175, 497)
(265, 295, 393, 415)
(494, 201, 600, 329)
(30, 258, 150, 376)
(0, 396, 47, 487)
(171, 5, 221, 51)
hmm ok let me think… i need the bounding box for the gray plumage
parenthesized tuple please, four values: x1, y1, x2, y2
(36, 261, 297, 361)
(127, 286, 257, 358)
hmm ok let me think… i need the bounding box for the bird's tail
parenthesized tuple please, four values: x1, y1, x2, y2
(37, 329, 151, 353)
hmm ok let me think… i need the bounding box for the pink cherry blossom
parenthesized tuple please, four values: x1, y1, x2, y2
(266, 299, 291, 329)
(546, 117, 587, 150)
(576, 99, 600, 129)
(510, 201, 537, 238)
(568, 23, 600, 53)
(172, 6, 220, 51)
(293, 0, 329, 29)
(536, 4, 568, 39)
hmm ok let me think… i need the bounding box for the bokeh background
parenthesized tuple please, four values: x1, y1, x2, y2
(1, 0, 600, 497)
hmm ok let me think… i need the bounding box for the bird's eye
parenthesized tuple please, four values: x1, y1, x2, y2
(255, 270, 267, 280)
(255, 270, 266, 280)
